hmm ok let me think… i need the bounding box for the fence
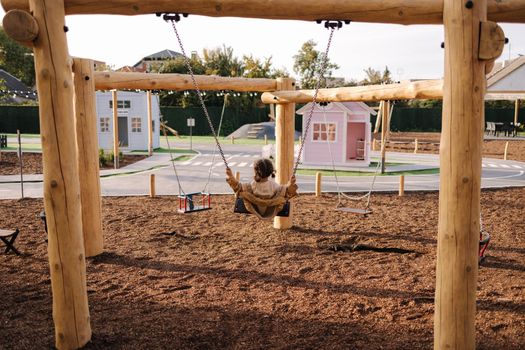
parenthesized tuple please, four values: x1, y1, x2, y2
(1, 105, 524, 135)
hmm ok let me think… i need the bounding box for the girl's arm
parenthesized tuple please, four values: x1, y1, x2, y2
(285, 175, 298, 198)
(226, 168, 242, 193)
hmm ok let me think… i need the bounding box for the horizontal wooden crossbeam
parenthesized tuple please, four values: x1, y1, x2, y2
(2, 0, 525, 24)
(261, 80, 444, 103)
(93, 71, 277, 91)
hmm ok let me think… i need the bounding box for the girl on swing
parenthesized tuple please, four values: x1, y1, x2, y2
(226, 158, 298, 220)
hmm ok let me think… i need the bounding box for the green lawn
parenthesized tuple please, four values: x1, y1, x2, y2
(297, 167, 439, 177)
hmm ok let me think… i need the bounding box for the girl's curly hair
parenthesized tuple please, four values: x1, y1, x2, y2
(253, 158, 276, 182)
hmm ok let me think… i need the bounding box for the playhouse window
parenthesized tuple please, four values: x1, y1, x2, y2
(131, 117, 142, 132)
(312, 123, 336, 142)
(109, 100, 131, 109)
(99, 117, 110, 132)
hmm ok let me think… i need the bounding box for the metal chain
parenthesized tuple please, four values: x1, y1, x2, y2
(168, 19, 230, 170)
(292, 26, 336, 177)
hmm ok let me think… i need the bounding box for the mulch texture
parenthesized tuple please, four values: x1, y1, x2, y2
(0, 152, 146, 175)
(1, 189, 524, 349)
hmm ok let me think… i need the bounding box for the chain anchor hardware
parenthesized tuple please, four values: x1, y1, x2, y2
(156, 12, 189, 22)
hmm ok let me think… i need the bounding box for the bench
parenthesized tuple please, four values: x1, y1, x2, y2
(0, 229, 20, 255)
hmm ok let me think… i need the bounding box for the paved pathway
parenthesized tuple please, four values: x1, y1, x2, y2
(1, 142, 524, 199)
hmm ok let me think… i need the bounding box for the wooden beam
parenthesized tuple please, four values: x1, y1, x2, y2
(2, 0, 525, 24)
(515, 99, 520, 125)
(112, 90, 119, 169)
(72, 57, 104, 258)
(261, 80, 444, 104)
(28, 0, 91, 348)
(147, 90, 153, 156)
(435, 0, 487, 348)
(1, 9, 38, 47)
(94, 71, 277, 92)
(273, 77, 296, 230)
(380, 100, 388, 174)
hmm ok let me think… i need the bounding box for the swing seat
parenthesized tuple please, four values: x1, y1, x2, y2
(479, 230, 490, 264)
(335, 207, 372, 216)
(178, 192, 212, 213)
(234, 197, 290, 217)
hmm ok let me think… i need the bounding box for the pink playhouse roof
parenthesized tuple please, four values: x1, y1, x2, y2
(296, 101, 377, 115)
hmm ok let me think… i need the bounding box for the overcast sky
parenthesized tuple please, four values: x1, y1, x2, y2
(2, 11, 525, 82)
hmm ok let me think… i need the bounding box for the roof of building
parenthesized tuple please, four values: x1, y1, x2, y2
(296, 101, 377, 116)
(132, 49, 184, 68)
(487, 55, 525, 88)
(0, 69, 32, 92)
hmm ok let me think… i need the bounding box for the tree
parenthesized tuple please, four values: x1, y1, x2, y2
(360, 66, 393, 86)
(293, 39, 339, 89)
(202, 45, 243, 77)
(0, 26, 35, 87)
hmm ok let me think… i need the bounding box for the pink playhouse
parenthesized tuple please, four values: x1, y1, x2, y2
(296, 102, 375, 167)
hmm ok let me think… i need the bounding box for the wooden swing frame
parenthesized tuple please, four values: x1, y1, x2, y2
(1, 0, 519, 348)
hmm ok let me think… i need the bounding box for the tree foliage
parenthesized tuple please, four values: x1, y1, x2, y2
(292, 40, 339, 89)
(0, 26, 35, 87)
(360, 66, 393, 86)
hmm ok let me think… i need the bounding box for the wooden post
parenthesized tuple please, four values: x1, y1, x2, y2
(372, 138, 377, 151)
(147, 90, 153, 156)
(504, 141, 509, 160)
(235, 171, 240, 182)
(274, 77, 295, 229)
(514, 99, 519, 126)
(414, 138, 419, 154)
(380, 100, 388, 174)
(435, 1, 488, 349)
(72, 57, 103, 258)
(112, 90, 119, 169)
(230, 135, 235, 144)
(399, 175, 405, 196)
(27, 0, 91, 348)
(264, 134, 268, 145)
(315, 172, 322, 197)
(149, 174, 155, 197)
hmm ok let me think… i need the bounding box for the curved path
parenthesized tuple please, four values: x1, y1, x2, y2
(1, 142, 524, 199)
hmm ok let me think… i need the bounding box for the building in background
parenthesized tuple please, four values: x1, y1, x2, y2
(96, 91, 161, 151)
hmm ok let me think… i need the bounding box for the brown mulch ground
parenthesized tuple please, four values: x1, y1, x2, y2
(1, 190, 524, 349)
(0, 152, 147, 175)
(374, 132, 525, 162)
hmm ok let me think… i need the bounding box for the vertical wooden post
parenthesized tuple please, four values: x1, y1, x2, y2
(274, 77, 295, 229)
(112, 90, 119, 169)
(380, 100, 388, 174)
(230, 135, 235, 144)
(315, 172, 322, 197)
(235, 171, 240, 182)
(514, 99, 519, 126)
(72, 58, 103, 258)
(399, 175, 405, 196)
(264, 134, 268, 145)
(372, 138, 377, 151)
(147, 90, 153, 156)
(28, 0, 91, 348)
(414, 138, 419, 154)
(149, 174, 156, 197)
(504, 141, 509, 160)
(435, 1, 487, 349)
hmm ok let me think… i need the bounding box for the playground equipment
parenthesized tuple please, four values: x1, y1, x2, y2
(1, 0, 515, 349)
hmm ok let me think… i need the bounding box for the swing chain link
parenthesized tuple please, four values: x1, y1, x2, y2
(167, 18, 230, 170)
(293, 26, 337, 177)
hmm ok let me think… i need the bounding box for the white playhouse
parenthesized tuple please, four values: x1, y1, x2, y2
(96, 91, 161, 151)
(296, 102, 375, 167)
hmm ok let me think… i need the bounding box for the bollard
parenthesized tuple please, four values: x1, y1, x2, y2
(399, 175, 405, 196)
(264, 134, 268, 145)
(231, 136, 235, 144)
(315, 172, 322, 197)
(150, 174, 156, 198)
(414, 139, 419, 154)
(504, 141, 509, 160)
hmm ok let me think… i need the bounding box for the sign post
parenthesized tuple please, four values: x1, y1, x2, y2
(187, 118, 195, 151)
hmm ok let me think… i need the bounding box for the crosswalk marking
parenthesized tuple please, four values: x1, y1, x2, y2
(228, 162, 237, 167)
(238, 162, 248, 167)
(512, 165, 522, 169)
(487, 164, 498, 168)
(215, 162, 224, 167)
(500, 164, 510, 168)
(203, 162, 213, 166)
(192, 161, 202, 166)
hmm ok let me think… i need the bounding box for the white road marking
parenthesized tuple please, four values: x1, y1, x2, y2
(228, 162, 237, 167)
(238, 162, 248, 167)
(487, 163, 498, 168)
(512, 165, 522, 169)
(203, 162, 213, 166)
(499, 164, 510, 168)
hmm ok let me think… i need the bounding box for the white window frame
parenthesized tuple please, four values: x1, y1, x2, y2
(311, 122, 337, 142)
(109, 100, 131, 109)
(131, 117, 142, 133)
(99, 117, 110, 133)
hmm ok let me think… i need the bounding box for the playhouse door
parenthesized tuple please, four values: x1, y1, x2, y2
(346, 122, 366, 160)
(118, 116, 129, 147)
